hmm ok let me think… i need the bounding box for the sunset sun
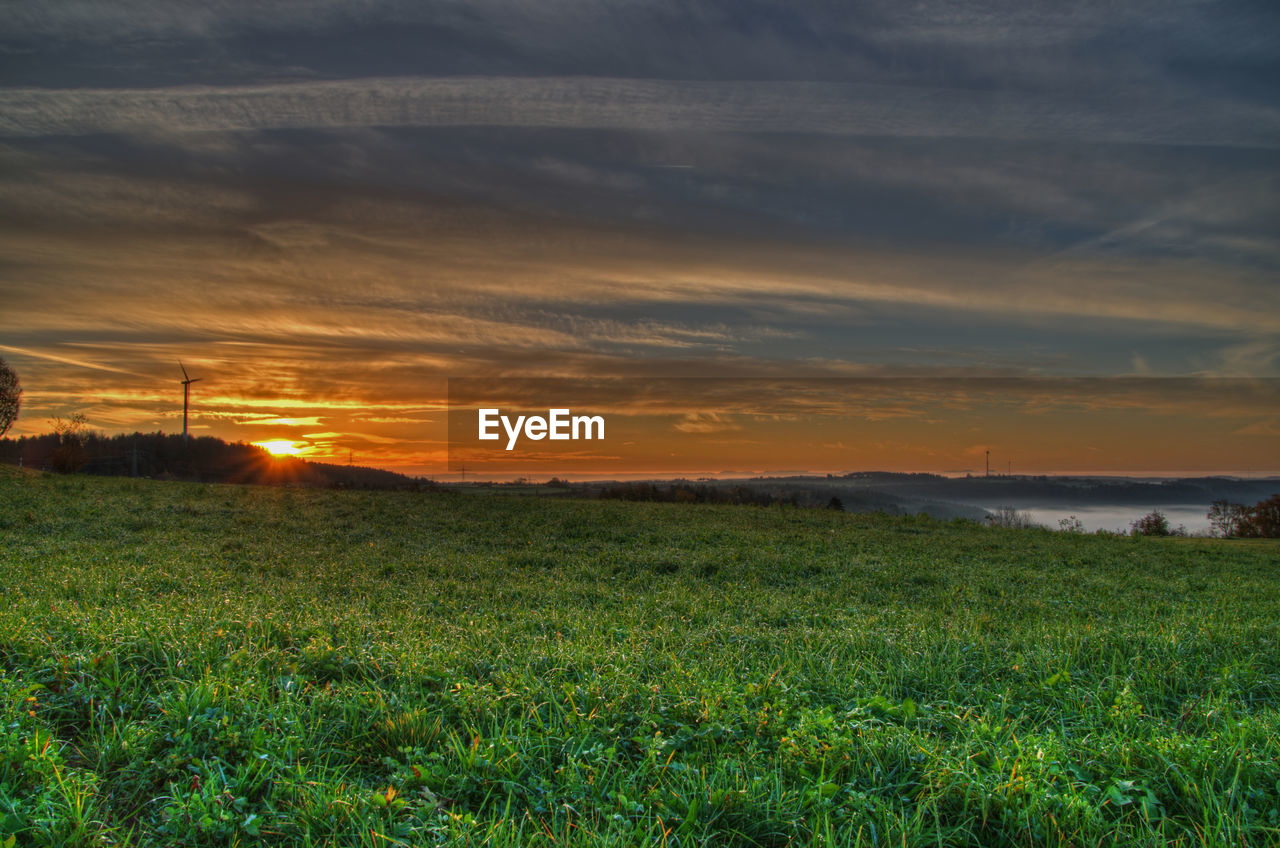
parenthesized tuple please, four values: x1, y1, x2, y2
(255, 439, 302, 457)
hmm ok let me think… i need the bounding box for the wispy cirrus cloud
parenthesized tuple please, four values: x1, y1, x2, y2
(3, 77, 1277, 149)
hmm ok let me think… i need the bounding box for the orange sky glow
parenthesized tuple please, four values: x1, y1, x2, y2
(2, 7, 1277, 479)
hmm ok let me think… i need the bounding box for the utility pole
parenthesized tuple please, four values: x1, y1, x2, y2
(985, 449, 990, 477)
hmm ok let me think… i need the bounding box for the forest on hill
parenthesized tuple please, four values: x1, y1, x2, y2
(0, 430, 426, 490)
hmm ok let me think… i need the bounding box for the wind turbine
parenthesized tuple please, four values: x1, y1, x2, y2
(179, 361, 202, 441)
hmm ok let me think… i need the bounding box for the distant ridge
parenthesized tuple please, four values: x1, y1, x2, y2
(0, 431, 430, 490)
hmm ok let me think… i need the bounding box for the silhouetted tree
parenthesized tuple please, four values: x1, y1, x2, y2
(51, 413, 89, 473)
(1238, 494, 1280, 538)
(0, 357, 19, 437)
(1207, 500, 1248, 538)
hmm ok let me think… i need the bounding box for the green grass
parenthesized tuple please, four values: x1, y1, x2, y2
(1, 466, 1278, 847)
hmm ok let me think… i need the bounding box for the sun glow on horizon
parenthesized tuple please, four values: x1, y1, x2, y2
(255, 439, 303, 457)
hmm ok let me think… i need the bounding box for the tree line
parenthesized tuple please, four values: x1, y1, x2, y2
(1204, 497, 1280, 538)
(1124, 498, 1280, 537)
(0, 425, 427, 490)
(598, 481, 801, 507)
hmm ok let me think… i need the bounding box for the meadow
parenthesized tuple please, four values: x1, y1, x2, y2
(0, 466, 1277, 846)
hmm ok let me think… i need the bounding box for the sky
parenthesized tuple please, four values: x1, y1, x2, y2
(1, 1, 1277, 478)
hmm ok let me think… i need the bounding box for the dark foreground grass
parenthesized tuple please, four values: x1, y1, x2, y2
(1, 467, 1277, 847)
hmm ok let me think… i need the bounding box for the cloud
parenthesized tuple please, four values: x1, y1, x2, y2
(2, 76, 1276, 149)
(1232, 420, 1280, 437)
(237, 416, 323, 426)
(0, 343, 152, 378)
(2, 194, 1276, 398)
(0, 164, 256, 228)
(1, 0, 440, 41)
(356, 416, 433, 424)
(1204, 340, 1280, 378)
(673, 412, 741, 434)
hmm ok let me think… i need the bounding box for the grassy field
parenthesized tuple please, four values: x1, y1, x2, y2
(1, 467, 1277, 847)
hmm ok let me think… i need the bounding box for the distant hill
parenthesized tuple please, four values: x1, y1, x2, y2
(575, 472, 1279, 522)
(820, 472, 1280, 508)
(578, 477, 989, 521)
(0, 431, 430, 490)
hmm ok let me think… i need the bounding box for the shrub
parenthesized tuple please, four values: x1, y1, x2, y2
(986, 506, 1037, 529)
(1130, 510, 1170, 537)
